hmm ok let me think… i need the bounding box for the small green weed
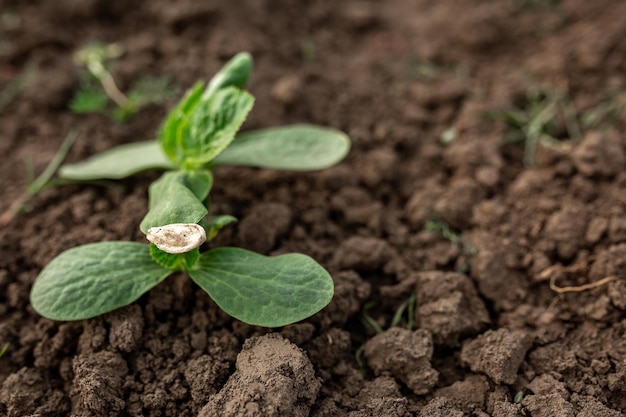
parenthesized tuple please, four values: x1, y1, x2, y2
(360, 301, 385, 335)
(425, 215, 476, 254)
(356, 292, 416, 375)
(424, 214, 476, 272)
(488, 89, 580, 165)
(360, 292, 416, 335)
(490, 86, 626, 165)
(424, 216, 462, 245)
(513, 390, 528, 416)
(70, 42, 178, 122)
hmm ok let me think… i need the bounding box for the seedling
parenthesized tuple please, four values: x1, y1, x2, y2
(356, 292, 415, 376)
(424, 215, 462, 246)
(390, 291, 416, 330)
(360, 301, 385, 335)
(30, 52, 350, 327)
(0, 343, 7, 358)
(513, 390, 528, 416)
(488, 88, 581, 165)
(70, 42, 178, 122)
(424, 214, 477, 255)
(359, 291, 416, 335)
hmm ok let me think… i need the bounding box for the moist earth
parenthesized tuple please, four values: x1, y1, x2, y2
(1, 0, 626, 416)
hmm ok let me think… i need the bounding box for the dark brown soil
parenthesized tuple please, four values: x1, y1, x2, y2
(2, 0, 626, 416)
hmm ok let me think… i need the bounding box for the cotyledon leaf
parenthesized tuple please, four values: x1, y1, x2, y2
(188, 247, 334, 327)
(212, 124, 351, 170)
(30, 242, 173, 321)
(58, 140, 176, 181)
(203, 52, 253, 99)
(58, 124, 351, 180)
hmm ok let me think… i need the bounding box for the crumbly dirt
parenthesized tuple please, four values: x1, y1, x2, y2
(2, 0, 626, 416)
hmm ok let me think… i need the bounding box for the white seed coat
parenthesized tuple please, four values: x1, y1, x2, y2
(146, 223, 207, 254)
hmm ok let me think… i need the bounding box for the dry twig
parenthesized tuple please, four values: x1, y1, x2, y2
(549, 275, 616, 294)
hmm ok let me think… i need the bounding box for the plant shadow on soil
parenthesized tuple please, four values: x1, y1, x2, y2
(1, 0, 626, 416)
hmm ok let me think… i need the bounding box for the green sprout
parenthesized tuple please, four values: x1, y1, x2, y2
(390, 291, 416, 330)
(0, 344, 7, 358)
(488, 89, 581, 165)
(513, 390, 528, 416)
(359, 291, 416, 335)
(491, 87, 626, 166)
(424, 214, 477, 271)
(70, 42, 178, 122)
(30, 52, 351, 328)
(424, 216, 463, 246)
(360, 300, 385, 335)
(356, 292, 415, 376)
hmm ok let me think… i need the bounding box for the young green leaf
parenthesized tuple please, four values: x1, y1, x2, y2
(140, 171, 209, 233)
(58, 141, 176, 181)
(159, 81, 205, 165)
(176, 170, 213, 201)
(58, 123, 350, 180)
(179, 87, 254, 169)
(203, 52, 253, 99)
(188, 247, 334, 327)
(31, 242, 172, 321)
(212, 124, 351, 170)
(149, 170, 212, 202)
(69, 85, 109, 114)
(161, 53, 253, 165)
(201, 215, 238, 240)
